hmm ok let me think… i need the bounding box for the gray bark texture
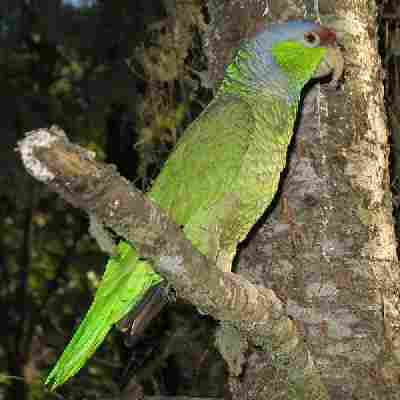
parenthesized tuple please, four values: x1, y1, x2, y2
(232, 0, 400, 399)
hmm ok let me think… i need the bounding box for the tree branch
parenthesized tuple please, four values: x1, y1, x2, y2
(17, 126, 287, 338)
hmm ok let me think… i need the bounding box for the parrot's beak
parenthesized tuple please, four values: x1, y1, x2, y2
(310, 25, 344, 86)
(313, 45, 344, 86)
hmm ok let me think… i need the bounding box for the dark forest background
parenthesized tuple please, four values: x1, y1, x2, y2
(0, 0, 399, 399)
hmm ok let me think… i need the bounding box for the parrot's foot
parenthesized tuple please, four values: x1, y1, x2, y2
(89, 214, 117, 256)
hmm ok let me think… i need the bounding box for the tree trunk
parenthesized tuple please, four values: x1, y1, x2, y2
(234, 0, 400, 398)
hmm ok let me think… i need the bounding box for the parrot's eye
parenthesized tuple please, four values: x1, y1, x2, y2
(303, 32, 320, 47)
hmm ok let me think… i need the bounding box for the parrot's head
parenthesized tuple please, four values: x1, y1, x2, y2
(223, 20, 343, 99)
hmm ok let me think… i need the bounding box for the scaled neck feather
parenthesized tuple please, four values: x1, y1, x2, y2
(219, 25, 323, 104)
(219, 43, 297, 104)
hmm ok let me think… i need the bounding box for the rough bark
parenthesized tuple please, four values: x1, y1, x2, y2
(237, 0, 400, 399)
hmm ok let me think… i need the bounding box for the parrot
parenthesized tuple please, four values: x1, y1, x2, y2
(46, 20, 343, 389)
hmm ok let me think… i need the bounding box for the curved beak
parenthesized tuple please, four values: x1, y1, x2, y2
(314, 46, 344, 86)
(311, 26, 344, 86)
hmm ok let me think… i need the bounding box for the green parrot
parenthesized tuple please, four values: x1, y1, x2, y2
(46, 20, 343, 389)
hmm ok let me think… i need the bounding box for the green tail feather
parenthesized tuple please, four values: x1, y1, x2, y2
(46, 241, 162, 390)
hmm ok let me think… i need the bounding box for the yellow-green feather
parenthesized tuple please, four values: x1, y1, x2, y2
(271, 41, 326, 88)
